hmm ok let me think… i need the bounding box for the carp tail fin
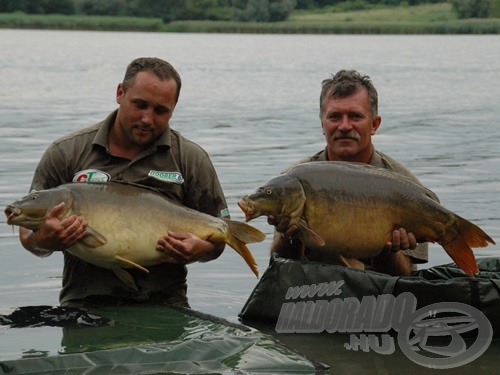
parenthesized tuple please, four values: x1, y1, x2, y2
(456, 215, 495, 248)
(443, 236, 479, 277)
(225, 219, 266, 244)
(222, 221, 260, 278)
(227, 238, 259, 278)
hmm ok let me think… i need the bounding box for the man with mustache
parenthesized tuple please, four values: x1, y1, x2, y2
(269, 69, 438, 276)
(18, 57, 229, 308)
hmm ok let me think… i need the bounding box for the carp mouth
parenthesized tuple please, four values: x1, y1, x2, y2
(4, 205, 45, 229)
(4, 205, 21, 225)
(237, 199, 258, 222)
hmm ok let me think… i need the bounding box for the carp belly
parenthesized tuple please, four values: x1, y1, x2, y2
(302, 202, 397, 259)
(65, 203, 168, 272)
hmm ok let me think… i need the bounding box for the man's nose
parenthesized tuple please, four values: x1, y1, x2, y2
(141, 108, 154, 125)
(338, 115, 351, 131)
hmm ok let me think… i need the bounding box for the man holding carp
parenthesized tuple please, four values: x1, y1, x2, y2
(15, 61, 436, 310)
(17, 57, 230, 308)
(267, 70, 438, 276)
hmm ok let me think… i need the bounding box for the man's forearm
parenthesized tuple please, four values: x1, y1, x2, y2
(198, 242, 224, 262)
(19, 227, 54, 258)
(372, 249, 412, 276)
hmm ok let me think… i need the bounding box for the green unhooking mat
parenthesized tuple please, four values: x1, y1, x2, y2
(0, 305, 328, 374)
(239, 255, 500, 337)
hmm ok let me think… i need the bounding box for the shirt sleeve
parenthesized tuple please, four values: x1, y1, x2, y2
(183, 154, 228, 219)
(30, 142, 71, 191)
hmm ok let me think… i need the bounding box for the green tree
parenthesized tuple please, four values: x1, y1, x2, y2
(183, 0, 218, 19)
(451, 0, 488, 18)
(43, 0, 75, 14)
(233, 0, 296, 21)
(136, 0, 173, 18)
(0, 0, 74, 14)
(241, 0, 270, 21)
(269, 0, 296, 20)
(79, 0, 127, 16)
(295, 0, 317, 9)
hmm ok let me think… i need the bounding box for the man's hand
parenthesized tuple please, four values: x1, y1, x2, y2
(384, 228, 417, 253)
(268, 215, 304, 259)
(156, 231, 223, 264)
(20, 202, 89, 255)
(40, 203, 89, 249)
(267, 215, 300, 239)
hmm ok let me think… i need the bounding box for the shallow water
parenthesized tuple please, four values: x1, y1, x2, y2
(0, 29, 499, 373)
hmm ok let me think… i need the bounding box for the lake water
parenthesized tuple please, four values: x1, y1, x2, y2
(0, 29, 499, 374)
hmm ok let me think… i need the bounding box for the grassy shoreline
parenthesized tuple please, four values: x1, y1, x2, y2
(1, 4, 499, 34)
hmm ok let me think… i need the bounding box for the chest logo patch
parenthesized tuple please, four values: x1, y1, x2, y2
(148, 170, 184, 185)
(73, 169, 111, 183)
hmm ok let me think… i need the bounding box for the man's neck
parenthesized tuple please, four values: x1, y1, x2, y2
(108, 125, 143, 160)
(327, 148, 374, 164)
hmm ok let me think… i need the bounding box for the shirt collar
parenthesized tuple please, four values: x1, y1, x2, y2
(368, 150, 384, 168)
(320, 146, 382, 167)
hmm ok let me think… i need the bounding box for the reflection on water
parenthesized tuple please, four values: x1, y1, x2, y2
(246, 322, 500, 375)
(1, 306, 323, 374)
(0, 29, 499, 373)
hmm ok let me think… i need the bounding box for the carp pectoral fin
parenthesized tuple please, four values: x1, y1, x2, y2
(298, 219, 325, 246)
(112, 268, 139, 291)
(80, 226, 107, 248)
(115, 255, 149, 273)
(339, 255, 365, 270)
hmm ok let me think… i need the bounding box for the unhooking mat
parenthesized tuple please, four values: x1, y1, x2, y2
(0, 305, 328, 374)
(239, 255, 500, 337)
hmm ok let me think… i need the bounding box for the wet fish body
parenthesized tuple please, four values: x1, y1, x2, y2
(238, 161, 495, 276)
(5, 182, 264, 289)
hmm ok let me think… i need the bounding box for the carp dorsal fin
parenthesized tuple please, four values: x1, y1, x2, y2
(339, 255, 365, 270)
(298, 218, 325, 246)
(80, 226, 107, 248)
(115, 255, 149, 273)
(112, 268, 139, 291)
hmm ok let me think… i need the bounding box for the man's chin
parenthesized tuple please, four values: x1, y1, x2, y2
(131, 132, 155, 146)
(333, 144, 358, 155)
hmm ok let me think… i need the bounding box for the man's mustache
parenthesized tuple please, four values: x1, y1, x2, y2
(333, 131, 360, 141)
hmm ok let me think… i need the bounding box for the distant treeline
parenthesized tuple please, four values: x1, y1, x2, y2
(0, 0, 491, 22)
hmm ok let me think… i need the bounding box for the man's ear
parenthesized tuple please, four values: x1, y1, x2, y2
(371, 116, 382, 135)
(116, 83, 124, 104)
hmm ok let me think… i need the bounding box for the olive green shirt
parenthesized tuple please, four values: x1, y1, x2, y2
(31, 110, 228, 307)
(286, 148, 438, 265)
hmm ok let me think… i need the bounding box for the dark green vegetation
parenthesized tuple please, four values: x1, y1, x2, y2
(1, 0, 499, 33)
